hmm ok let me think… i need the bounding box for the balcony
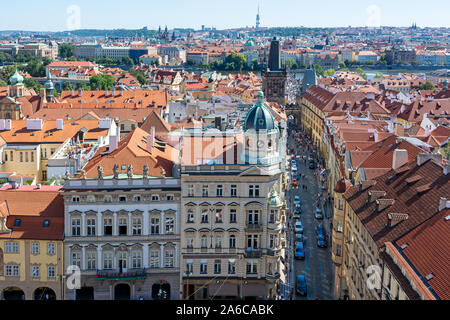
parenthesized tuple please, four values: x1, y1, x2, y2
(96, 269, 147, 280)
(245, 223, 263, 232)
(244, 248, 262, 258)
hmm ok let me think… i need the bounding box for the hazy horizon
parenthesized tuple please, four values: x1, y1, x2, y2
(1, 0, 449, 32)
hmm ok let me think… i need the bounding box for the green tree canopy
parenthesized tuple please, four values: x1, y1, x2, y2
(312, 64, 325, 77)
(58, 44, 75, 59)
(23, 78, 43, 93)
(121, 56, 134, 66)
(88, 74, 115, 90)
(419, 80, 435, 91)
(355, 67, 368, 80)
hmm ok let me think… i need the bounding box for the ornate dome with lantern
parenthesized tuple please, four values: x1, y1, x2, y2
(244, 91, 276, 132)
(9, 69, 24, 85)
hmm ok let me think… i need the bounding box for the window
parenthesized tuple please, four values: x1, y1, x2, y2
(25, 152, 28, 162)
(249, 185, 260, 197)
(214, 260, 221, 274)
(215, 235, 222, 248)
(336, 244, 342, 257)
(118, 195, 127, 202)
(247, 210, 259, 224)
(20, 152, 23, 162)
(10, 151, 13, 161)
(87, 252, 96, 270)
(187, 185, 194, 197)
(165, 217, 174, 234)
(48, 266, 56, 278)
(72, 196, 80, 203)
(187, 209, 194, 223)
(201, 235, 207, 248)
(4, 152, 7, 162)
(338, 199, 343, 210)
(31, 265, 40, 277)
(47, 243, 56, 255)
(228, 260, 236, 274)
(132, 251, 142, 268)
(231, 185, 237, 197)
(229, 235, 236, 249)
(103, 252, 113, 270)
(201, 210, 208, 223)
(166, 194, 174, 201)
(151, 194, 160, 201)
(269, 234, 275, 249)
(133, 195, 141, 202)
(216, 185, 223, 197)
(246, 261, 257, 274)
(229, 209, 237, 223)
(86, 195, 96, 203)
(215, 209, 223, 223)
(269, 210, 277, 223)
(247, 235, 259, 249)
(87, 218, 96, 236)
(104, 195, 112, 203)
(31, 152, 34, 162)
(186, 237, 194, 248)
(200, 261, 207, 274)
(150, 250, 160, 268)
(151, 217, 160, 234)
(132, 217, 142, 235)
(337, 221, 343, 233)
(118, 217, 127, 235)
(71, 218, 81, 236)
(103, 218, 113, 236)
(71, 252, 81, 268)
(165, 249, 174, 268)
(31, 242, 40, 254)
(186, 261, 193, 274)
(6, 264, 19, 276)
(202, 185, 209, 197)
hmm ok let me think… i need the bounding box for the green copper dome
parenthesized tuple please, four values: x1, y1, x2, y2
(268, 190, 283, 207)
(9, 69, 24, 85)
(244, 91, 276, 132)
(45, 72, 54, 90)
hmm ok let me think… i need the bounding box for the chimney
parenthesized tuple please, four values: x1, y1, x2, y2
(439, 198, 450, 211)
(105, 89, 108, 97)
(5, 119, 12, 130)
(146, 126, 155, 153)
(444, 164, 450, 176)
(109, 135, 119, 153)
(36, 184, 41, 189)
(424, 126, 430, 137)
(376, 199, 395, 212)
(71, 89, 74, 97)
(417, 153, 442, 166)
(78, 89, 82, 97)
(374, 130, 379, 142)
(10, 181, 17, 189)
(56, 119, 64, 130)
(112, 88, 116, 96)
(392, 149, 408, 170)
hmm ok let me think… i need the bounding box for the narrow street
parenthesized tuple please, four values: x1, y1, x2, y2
(285, 123, 335, 300)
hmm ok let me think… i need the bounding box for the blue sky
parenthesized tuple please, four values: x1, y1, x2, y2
(1, 0, 449, 31)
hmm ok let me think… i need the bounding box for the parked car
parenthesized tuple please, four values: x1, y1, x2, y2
(315, 208, 323, 220)
(317, 234, 327, 248)
(292, 166, 298, 173)
(295, 243, 305, 260)
(296, 275, 307, 296)
(316, 224, 325, 236)
(295, 205, 302, 215)
(295, 221, 304, 234)
(293, 173, 298, 180)
(294, 196, 300, 205)
(295, 233, 303, 244)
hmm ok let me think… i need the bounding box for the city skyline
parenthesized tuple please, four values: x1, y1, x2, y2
(1, 0, 449, 32)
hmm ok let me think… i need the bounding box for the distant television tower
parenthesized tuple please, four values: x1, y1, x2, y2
(256, 5, 261, 29)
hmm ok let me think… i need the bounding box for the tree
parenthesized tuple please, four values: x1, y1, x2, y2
(88, 74, 115, 90)
(24, 59, 46, 77)
(323, 69, 335, 77)
(0, 52, 13, 64)
(355, 67, 367, 80)
(419, 80, 435, 91)
(284, 58, 299, 70)
(23, 78, 43, 93)
(58, 44, 75, 59)
(0, 79, 7, 86)
(374, 72, 383, 78)
(121, 56, 134, 66)
(312, 64, 324, 77)
(62, 81, 74, 91)
(338, 62, 346, 69)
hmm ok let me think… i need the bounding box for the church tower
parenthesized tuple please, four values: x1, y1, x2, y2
(262, 38, 287, 105)
(8, 68, 24, 98)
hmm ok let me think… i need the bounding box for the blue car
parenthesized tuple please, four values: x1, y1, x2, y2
(292, 160, 297, 166)
(292, 166, 298, 173)
(316, 224, 325, 236)
(296, 275, 307, 296)
(293, 173, 298, 180)
(295, 221, 304, 234)
(295, 243, 305, 260)
(295, 205, 302, 215)
(315, 208, 323, 220)
(294, 196, 300, 205)
(317, 234, 327, 248)
(295, 233, 303, 244)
